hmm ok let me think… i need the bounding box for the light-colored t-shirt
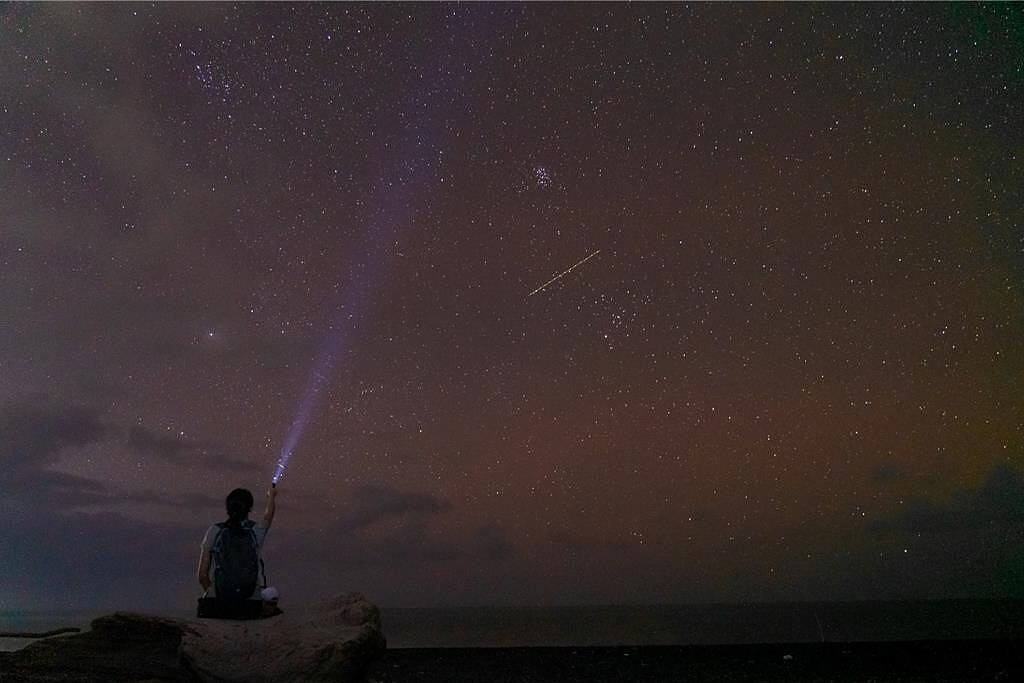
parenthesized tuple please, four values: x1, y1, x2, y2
(201, 519, 269, 598)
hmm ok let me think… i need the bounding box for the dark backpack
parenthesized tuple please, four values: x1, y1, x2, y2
(211, 522, 261, 600)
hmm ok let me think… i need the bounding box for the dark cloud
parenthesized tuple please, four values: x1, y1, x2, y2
(15, 471, 112, 510)
(0, 399, 205, 608)
(870, 464, 1024, 536)
(1, 506, 201, 611)
(359, 518, 516, 566)
(0, 398, 115, 510)
(776, 463, 1024, 600)
(345, 484, 453, 530)
(112, 488, 225, 512)
(126, 425, 196, 461)
(0, 398, 257, 512)
(275, 485, 513, 578)
(0, 398, 109, 468)
(546, 530, 630, 556)
(300, 485, 457, 567)
(125, 424, 259, 473)
(870, 463, 905, 485)
(470, 520, 515, 561)
(369, 519, 460, 565)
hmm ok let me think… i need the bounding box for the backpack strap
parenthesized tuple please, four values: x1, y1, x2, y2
(248, 527, 267, 588)
(210, 523, 228, 557)
(245, 522, 267, 589)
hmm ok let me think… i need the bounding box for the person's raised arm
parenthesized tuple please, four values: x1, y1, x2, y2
(263, 486, 278, 527)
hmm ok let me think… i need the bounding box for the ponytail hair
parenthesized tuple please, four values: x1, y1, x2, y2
(224, 488, 254, 527)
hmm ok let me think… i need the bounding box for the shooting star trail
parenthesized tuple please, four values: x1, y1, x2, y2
(528, 249, 602, 297)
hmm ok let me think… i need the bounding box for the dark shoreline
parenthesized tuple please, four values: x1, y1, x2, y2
(3, 637, 1021, 681)
(370, 640, 1024, 682)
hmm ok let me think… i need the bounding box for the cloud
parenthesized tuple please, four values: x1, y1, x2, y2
(470, 520, 515, 561)
(870, 463, 1024, 536)
(0, 399, 204, 608)
(0, 398, 109, 468)
(781, 463, 1024, 600)
(870, 463, 904, 485)
(0, 397, 255, 513)
(0, 398, 115, 510)
(125, 424, 259, 472)
(112, 488, 225, 511)
(275, 485, 513, 574)
(344, 484, 453, 530)
(2, 505, 201, 611)
(299, 485, 456, 567)
(0, 398, 520, 609)
(545, 530, 630, 556)
(126, 425, 196, 461)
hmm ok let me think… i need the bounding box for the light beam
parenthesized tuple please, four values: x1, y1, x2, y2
(268, 9, 506, 485)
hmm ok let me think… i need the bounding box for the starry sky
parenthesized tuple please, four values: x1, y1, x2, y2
(2, 3, 1023, 612)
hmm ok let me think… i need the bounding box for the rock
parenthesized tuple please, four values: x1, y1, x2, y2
(0, 593, 385, 683)
(0, 612, 193, 682)
(182, 593, 386, 682)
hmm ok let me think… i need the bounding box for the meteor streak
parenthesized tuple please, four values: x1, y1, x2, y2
(527, 249, 601, 297)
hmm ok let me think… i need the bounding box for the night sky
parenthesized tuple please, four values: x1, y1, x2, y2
(3, 3, 1023, 612)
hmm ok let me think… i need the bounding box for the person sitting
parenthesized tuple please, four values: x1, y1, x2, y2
(196, 486, 279, 619)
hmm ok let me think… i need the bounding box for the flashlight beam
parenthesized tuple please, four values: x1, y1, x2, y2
(272, 343, 338, 484)
(527, 249, 601, 297)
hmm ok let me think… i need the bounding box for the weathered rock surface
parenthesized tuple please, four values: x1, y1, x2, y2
(0, 593, 385, 683)
(0, 612, 193, 682)
(182, 593, 385, 682)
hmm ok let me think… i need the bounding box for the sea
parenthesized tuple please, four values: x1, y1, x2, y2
(3, 599, 1022, 652)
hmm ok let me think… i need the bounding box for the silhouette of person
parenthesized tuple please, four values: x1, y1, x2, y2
(197, 486, 277, 598)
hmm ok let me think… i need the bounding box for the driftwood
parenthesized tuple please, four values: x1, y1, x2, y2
(0, 627, 81, 638)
